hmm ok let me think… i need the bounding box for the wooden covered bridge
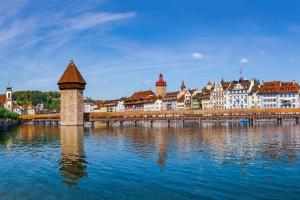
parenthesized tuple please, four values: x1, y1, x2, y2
(19, 108, 300, 127)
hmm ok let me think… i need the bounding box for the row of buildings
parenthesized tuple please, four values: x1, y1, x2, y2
(0, 84, 52, 115)
(85, 73, 300, 113)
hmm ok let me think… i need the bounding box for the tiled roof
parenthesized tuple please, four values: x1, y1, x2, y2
(257, 81, 299, 94)
(129, 90, 155, 100)
(228, 80, 251, 91)
(58, 60, 86, 84)
(0, 94, 5, 104)
(163, 91, 179, 102)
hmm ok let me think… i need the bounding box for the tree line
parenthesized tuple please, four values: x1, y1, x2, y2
(13, 91, 61, 112)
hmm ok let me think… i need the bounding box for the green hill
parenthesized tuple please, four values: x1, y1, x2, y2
(13, 91, 60, 111)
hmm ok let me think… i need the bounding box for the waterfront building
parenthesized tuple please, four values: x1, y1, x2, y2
(13, 106, 26, 115)
(211, 79, 231, 110)
(0, 83, 13, 111)
(257, 81, 300, 108)
(143, 96, 163, 111)
(94, 100, 107, 112)
(248, 84, 261, 109)
(155, 73, 167, 96)
(27, 104, 36, 115)
(162, 92, 178, 110)
(191, 90, 201, 109)
(125, 90, 155, 111)
(58, 60, 86, 126)
(226, 79, 255, 109)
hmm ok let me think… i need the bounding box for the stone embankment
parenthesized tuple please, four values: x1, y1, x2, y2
(0, 119, 20, 132)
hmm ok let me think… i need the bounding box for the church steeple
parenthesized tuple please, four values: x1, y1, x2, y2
(181, 80, 186, 91)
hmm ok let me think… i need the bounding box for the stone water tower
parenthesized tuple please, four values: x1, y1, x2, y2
(58, 60, 86, 126)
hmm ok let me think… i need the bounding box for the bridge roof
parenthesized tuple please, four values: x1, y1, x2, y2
(58, 60, 86, 84)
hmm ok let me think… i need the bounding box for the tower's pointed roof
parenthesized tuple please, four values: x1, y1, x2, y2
(155, 73, 167, 86)
(58, 60, 86, 90)
(58, 60, 86, 84)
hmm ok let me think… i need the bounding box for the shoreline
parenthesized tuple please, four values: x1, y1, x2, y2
(0, 119, 20, 132)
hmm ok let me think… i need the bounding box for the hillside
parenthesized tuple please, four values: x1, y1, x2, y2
(13, 91, 60, 111)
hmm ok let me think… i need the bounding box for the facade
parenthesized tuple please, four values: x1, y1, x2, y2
(258, 81, 300, 108)
(0, 83, 13, 111)
(155, 73, 167, 96)
(211, 79, 230, 110)
(162, 92, 178, 110)
(58, 60, 86, 126)
(248, 85, 261, 109)
(226, 79, 254, 109)
(125, 90, 155, 111)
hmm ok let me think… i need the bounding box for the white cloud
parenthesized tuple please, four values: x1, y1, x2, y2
(70, 12, 136, 31)
(240, 57, 249, 64)
(192, 52, 204, 60)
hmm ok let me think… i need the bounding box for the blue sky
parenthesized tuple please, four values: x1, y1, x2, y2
(1, 0, 300, 99)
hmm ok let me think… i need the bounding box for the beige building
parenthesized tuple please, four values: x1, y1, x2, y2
(211, 79, 231, 110)
(58, 60, 86, 126)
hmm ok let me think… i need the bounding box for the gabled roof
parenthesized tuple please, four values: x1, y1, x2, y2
(58, 60, 86, 84)
(129, 90, 155, 100)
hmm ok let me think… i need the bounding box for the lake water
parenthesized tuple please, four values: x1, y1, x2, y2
(0, 123, 300, 199)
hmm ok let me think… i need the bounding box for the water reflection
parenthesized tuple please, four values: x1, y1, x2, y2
(60, 126, 87, 188)
(91, 124, 300, 167)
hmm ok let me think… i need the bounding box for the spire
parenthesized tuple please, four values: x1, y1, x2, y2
(181, 80, 186, 91)
(6, 81, 12, 91)
(239, 68, 244, 82)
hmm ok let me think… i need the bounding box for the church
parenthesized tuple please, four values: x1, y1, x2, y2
(0, 83, 13, 111)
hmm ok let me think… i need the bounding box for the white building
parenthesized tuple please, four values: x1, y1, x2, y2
(258, 81, 300, 108)
(226, 79, 255, 109)
(162, 92, 178, 110)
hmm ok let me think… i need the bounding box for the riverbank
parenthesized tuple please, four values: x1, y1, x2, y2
(0, 119, 20, 132)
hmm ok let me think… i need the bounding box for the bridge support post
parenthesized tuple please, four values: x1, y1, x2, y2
(167, 120, 171, 127)
(249, 118, 254, 126)
(277, 118, 282, 125)
(134, 121, 138, 127)
(296, 117, 299, 124)
(106, 121, 110, 128)
(120, 121, 123, 127)
(91, 121, 94, 127)
(182, 120, 185, 127)
(150, 120, 153, 127)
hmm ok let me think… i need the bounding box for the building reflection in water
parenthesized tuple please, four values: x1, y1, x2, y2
(60, 126, 87, 188)
(91, 123, 300, 168)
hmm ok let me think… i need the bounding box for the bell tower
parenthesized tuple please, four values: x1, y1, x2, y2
(5, 82, 12, 111)
(155, 73, 167, 96)
(58, 60, 86, 126)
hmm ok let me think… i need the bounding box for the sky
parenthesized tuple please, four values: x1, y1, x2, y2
(1, 0, 300, 99)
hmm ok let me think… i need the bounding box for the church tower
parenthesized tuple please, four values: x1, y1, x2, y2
(58, 60, 86, 126)
(5, 82, 12, 111)
(155, 73, 167, 96)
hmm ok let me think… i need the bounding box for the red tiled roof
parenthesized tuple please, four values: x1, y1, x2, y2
(0, 94, 5, 104)
(129, 90, 155, 100)
(155, 73, 167, 86)
(258, 81, 299, 94)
